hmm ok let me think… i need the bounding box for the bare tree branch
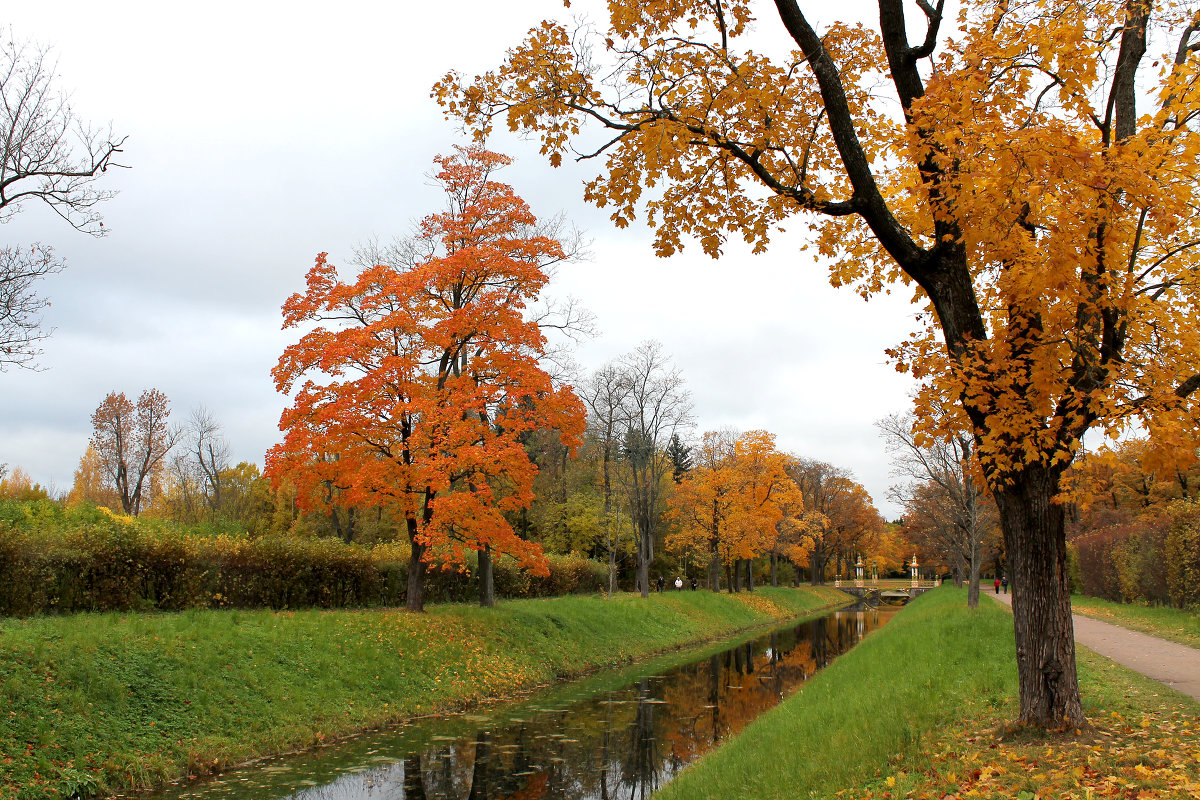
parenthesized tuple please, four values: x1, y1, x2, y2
(0, 242, 61, 370)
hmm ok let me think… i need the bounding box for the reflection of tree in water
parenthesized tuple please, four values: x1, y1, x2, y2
(619, 679, 659, 800)
(597, 702, 614, 800)
(710, 652, 722, 745)
(468, 731, 491, 799)
(286, 761, 407, 800)
(403, 754, 426, 800)
(260, 611, 893, 800)
(411, 742, 479, 799)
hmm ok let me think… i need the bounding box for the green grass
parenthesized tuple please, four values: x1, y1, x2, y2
(0, 586, 846, 799)
(653, 588, 1200, 800)
(1070, 594, 1200, 649)
(653, 587, 1017, 800)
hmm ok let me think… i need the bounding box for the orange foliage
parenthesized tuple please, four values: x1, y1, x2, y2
(89, 389, 176, 516)
(668, 430, 801, 573)
(0, 466, 50, 501)
(785, 458, 885, 580)
(267, 146, 585, 584)
(66, 444, 123, 509)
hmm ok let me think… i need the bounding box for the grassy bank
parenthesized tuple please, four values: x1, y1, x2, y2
(0, 586, 845, 799)
(655, 588, 1200, 800)
(1070, 594, 1200, 649)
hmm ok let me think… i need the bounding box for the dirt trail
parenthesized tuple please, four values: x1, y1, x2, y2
(987, 590, 1200, 702)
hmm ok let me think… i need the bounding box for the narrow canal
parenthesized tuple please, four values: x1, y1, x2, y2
(152, 601, 899, 800)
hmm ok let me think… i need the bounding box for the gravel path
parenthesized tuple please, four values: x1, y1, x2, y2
(987, 590, 1200, 701)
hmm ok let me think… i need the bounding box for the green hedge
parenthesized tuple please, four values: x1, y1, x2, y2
(0, 500, 607, 616)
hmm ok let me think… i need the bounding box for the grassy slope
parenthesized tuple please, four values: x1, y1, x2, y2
(654, 588, 1200, 800)
(1070, 594, 1200, 649)
(0, 586, 845, 799)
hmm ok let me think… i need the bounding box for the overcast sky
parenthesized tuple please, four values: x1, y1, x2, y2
(1, 0, 916, 519)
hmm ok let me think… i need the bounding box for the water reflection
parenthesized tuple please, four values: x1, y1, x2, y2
(157, 604, 895, 800)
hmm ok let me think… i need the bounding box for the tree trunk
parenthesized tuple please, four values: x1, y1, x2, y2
(637, 524, 651, 598)
(708, 547, 721, 592)
(478, 543, 495, 607)
(770, 552, 778, 587)
(406, 517, 427, 612)
(993, 465, 1083, 727)
(967, 520, 981, 609)
(745, 558, 754, 591)
(608, 539, 618, 597)
(732, 561, 741, 592)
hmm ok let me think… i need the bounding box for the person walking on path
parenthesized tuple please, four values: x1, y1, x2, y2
(994, 577, 1001, 594)
(1001, 576, 1008, 594)
(988, 590, 1200, 702)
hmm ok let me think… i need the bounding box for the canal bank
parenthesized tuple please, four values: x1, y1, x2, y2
(146, 601, 899, 800)
(654, 587, 1200, 800)
(0, 586, 846, 799)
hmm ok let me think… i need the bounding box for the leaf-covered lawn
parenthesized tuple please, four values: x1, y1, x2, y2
(853, 630, 1200, 799)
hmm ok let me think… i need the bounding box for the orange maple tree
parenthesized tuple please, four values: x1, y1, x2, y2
(781, 458, 883, 585)
(267, 146, 585, 611)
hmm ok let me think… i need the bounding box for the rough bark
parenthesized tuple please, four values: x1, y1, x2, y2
(708, 546, 721, 592)
(406, 517, 427, 612)
(967, 516, 981, 609)
(637, 522, 651, 598)
(608, 544, 618, 596)
(993, 465, 1083, 727)
(478, 543, 495, 607)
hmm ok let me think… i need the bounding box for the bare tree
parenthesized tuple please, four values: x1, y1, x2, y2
(614, 341, 693, 598)
(878, 411, 994, 608)
(188, 406, 230, 517)
(0, 34, 126, 370)
(0, 243, 62, 369)
(165, 450, 204, 523)
(580, 360, 634, 596)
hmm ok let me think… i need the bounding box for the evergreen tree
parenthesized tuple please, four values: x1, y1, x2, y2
(667, 434, 693, 484)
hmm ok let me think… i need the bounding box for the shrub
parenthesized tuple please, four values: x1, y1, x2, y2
(1165, 500, 1200, 609)
(1072, 508, 1172, 605)
(0, 499, 609, 617)
(1065, 542, 1082, 595)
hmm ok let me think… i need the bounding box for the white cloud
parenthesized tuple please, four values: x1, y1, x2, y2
(1, 0, 914, 518)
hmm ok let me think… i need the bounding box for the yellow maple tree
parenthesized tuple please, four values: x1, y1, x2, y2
(437, 0, 1200, 728)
